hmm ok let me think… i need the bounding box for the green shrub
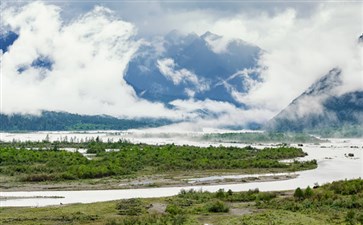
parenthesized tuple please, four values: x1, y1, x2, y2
(22, 173, 57, 182)
(116, 198, 146, 216)
(215, 189, 226, 199)
(256, 192, 277, 202)
(304, 186, 313, 198)
(206, 200, 229, 213)
(294, 187, 304, 200)
(165, 204, 184, 215)
(106, 214, 189, 225)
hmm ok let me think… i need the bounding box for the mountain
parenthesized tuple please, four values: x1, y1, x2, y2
(266, 68, 363, 137)
(359, 33, 363, 43)
(0, 31, 18, 53)
(124, 31, 262, 106)
(0, 111, 172, 131)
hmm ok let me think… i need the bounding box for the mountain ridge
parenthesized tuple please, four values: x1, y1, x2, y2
(0, 111, 172, 132)
(266, 68, 363, 137)
(124, 31, 262, 106)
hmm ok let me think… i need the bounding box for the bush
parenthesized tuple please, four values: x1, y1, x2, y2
(294, 187, 304, 200)
(215, 189, 226, 199)
(345, 210, 356, 225)
(226, 188, 260, 202)
(106, 214, 189, 225)
(165, 204, 184, 215)
(328, 179, 363, 195)
(206, 200, 229, 213)
(256, 192, 277, 202)
(116, 198, 145, 216)
(22, 173, 57, 182)
(304, 186, 313, 198)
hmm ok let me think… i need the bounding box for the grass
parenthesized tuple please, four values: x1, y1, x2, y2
(1, 179, 362, 225)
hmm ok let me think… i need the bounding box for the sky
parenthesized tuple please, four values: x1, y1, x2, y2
(0, 0, 362, 129)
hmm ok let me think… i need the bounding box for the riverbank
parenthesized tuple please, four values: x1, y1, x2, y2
(0, 170, 299, 192)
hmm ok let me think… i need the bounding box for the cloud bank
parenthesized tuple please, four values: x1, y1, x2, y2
(156, 58, 209, 97)
(1, 2, 180, 119)
(0, 1, 361, 130)
(217, 5, 363, 112)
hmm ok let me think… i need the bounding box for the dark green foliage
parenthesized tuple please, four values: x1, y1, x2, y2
(327, 179, 363, 195)
(293, 188, 304, 200)
(256, 192, 277, 202)
(165, 204, 184, 215)
(106, 213, 189, 225)
(202, 132, 321, 143)
(165, 188, 275, 217)
(225, 188, 277, 203)
(242, 179, 363, 225)
(346, 210, 356, 225)
(304, 186, 313, 198)
(86, 140, 106, 154)
(0, 142, 316, 181)
(215, 189, 226, 199)
(0, 111, 172, 131)
(116, 199, 146, 216)
(256, 179, 363, 224)
(206, 200, 229, 213)
(176, 189, 212, 204)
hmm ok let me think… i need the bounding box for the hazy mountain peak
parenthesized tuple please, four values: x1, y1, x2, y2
(125, 30, 262, 107)
(201, 31, 222, 41)
(267, 68, 363, 136)
(164, 30, 198, 45)
(359, 33, 363, 43)
(302, 68, 342, 97)
(0, 31, 18, 53)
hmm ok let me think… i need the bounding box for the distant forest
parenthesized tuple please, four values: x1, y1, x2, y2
(0, 111, 172, 131)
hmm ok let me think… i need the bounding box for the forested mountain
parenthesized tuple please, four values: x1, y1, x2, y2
(0, 111, 172, 131)
(267, 68, 363, 137)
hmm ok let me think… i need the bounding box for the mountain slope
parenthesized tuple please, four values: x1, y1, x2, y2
(124, 31, 262, 106)
(0, 111, 172, 131)
(0, 31, 18, 53)
(266, 68, 363, 137)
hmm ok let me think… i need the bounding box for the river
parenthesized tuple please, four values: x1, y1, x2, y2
(0, 131, 362, 207)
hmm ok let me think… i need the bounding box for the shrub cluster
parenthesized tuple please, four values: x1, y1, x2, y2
(0, 142, 316, 181)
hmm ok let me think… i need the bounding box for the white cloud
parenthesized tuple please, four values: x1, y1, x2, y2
(156, 58, 209, 92)
(169, 98, 275, 128)
(137, 3, 361, 114)
(0, 2, 180, 119)
(215, 68, 262, 104)
(1, 1, 361, 130)
(202, 32, 231, 54)
(205, 4, 363, 112)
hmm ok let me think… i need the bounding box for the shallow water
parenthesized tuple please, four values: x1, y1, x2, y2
(0, 132, 362, 207)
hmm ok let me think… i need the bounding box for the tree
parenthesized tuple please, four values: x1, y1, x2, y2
(304, 186, 313, 198)
(294, 187, 304, 200)
(216, 189, 226, 199)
